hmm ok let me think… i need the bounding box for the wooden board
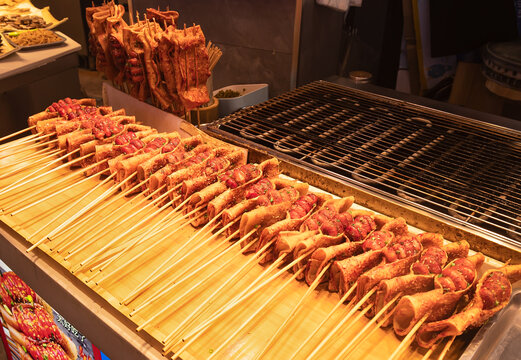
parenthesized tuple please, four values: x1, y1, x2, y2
(0, 139, 471, 360)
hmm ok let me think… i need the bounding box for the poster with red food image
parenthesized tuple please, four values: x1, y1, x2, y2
(0, 260, 107, 360)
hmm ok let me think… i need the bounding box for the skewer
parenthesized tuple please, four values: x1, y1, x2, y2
(332, 293, 402, 360)
(0, 136, 58, 160)
(26, 171, 118, 252)
(304, 287, 378, 360)
(387, 312, 431, 360)
(437, 336, 456, 360)
(0, 126, 36, 143)
(125, 209, 226, 287)
(125, 219, 239, 308)
(91, 210, 207, 283)
(0, 148, 63, 180)
(287, 282, 358, 360)
(253, 263, 332, 360)
(136, 233, 261, 332)
(63, 183, 169, 258)
(0, 132, 43, 153)
(165, 250, 314, 352)
(0, 148, 82, 197)
(165, 249, 283, 353)
(207, 267, 306, 360)
(129, 226, 241, 317)
(9, 159, 109, 215)
(73, 195, 176, 271)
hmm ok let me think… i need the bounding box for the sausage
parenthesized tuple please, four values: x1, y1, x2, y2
(344, 215, 376, 242)
(362, 231, 390, 252)
(479, 272, 511, 309)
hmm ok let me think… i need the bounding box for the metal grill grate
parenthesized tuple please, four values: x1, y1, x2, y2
(208, 80, 521, 244)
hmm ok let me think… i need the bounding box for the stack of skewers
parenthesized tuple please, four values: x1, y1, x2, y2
(86, 1, 222, 119)
(0, 99, 520, 360)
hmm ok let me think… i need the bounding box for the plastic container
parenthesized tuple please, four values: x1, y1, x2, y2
(214, 83, 268, 117)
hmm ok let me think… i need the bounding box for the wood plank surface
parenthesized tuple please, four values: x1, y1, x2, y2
(0, 139, 470, 360)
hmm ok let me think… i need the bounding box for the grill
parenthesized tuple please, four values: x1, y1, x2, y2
(207, 80, 521, 251)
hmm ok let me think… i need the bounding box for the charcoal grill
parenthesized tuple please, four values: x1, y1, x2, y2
(205, 79, 521, 261)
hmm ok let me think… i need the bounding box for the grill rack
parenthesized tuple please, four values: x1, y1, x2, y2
(207, 80, 521, 246)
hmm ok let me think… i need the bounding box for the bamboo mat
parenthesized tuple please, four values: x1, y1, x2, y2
(0, 142, 465, 360)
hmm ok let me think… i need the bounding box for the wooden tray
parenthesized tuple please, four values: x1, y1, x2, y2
(0, 142, 468, 360)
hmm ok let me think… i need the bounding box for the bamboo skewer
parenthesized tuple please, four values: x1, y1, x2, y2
(387, 312, 431, 360)
(0, 136, 58, 160)
(64, 185, 171, 259)
(26, 171, 118, 252)
(165, 250, 283, 354)
(136, 233, 261, 332)
(127, 220, 240, 311)
(287, 282, 358, 360)
(0, 126, 36, 143)
(115, 208, 224, 290)
(0, 148, 82, 197)
(207, 267, 306, 360)
(9, 160, 109, 215)
(253, 263, 332, 360)
(129, 226, 241, 318)
(165, 250, 314, 353)
(90, 210, 207, 284)
(304, 287, 378, 360)
(0, 132, 43, 153)
(437, 336, 456, 360)
(74, 194, 177, 272)
(0, 148, 62, 178)
(333, 293, 402, 360)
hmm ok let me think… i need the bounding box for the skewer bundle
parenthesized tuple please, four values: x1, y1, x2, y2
(86, 1, 221, 116)
(0, 98, 520, 360)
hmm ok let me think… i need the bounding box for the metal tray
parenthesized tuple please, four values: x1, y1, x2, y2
(460, 285, 521, 360)
(3, 30, 66, 50)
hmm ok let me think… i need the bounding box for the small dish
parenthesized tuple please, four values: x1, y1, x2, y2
(214, 84, 269, 117)
(3, 29, 66, 50)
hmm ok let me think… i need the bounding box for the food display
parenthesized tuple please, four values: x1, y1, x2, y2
(0, 98, 520, 360)
(0, 14, 49, 30)
(5, 28, 63, 47)
(0, 1, 66, 32)
(0, 272, 78, 360)
(86, 2, 221, 115)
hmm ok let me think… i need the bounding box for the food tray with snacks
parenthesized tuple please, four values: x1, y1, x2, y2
(0, 0, 68, 32)
(0, 95, 520, 360)
(3, 28, 65, 50)
(0, 30, 18, 58)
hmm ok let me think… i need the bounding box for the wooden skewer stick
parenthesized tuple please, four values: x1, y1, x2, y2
(0, 126, 36, 144)
(26, 171, 118, 252)
(253, 263, 332, 360)
(165, 250, 314, 351)
(0, 148, 81, 197)
(0, 148, 63, 180)
(207, 267, 306, 360)
(126, 220, 239, 310)
(10, 160, 109, 215)
(0, 136, 58, 160)
(63, 183, 170, 258)
(287, 282, 359, 360)
(332, 293, 402, 360)
(387, 312, 431, 360)
(420, 341, 438, 360)
(136, 232, 261, 332)
(437, 336, 456, 360)
(0, 132, 42, 153)
(165, 249, 284, 353)
(74, 195, 177, 271)
(304, 287, 378, 360)
(91, 210, 207, 284)
(119, 207, 225, 290)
